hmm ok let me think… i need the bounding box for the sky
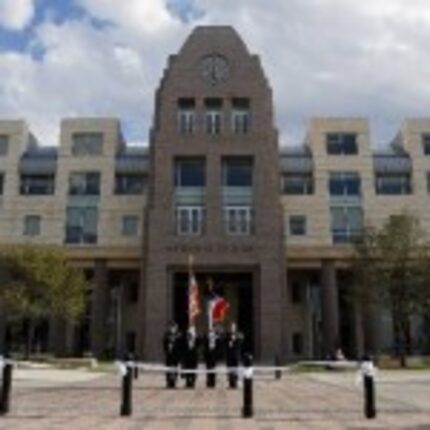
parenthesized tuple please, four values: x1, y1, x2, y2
(1, 0, 430, 147)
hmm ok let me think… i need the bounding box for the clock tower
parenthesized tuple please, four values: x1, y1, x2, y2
(138, 26, 288, 362)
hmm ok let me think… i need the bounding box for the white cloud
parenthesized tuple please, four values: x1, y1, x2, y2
(2, 0, 430, 145)
(77, 0, 178, 34)
(0, 0, 34, 30)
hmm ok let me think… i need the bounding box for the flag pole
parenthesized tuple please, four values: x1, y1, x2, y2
(207, 278, 213, 331)
(188, 254, 194, 327)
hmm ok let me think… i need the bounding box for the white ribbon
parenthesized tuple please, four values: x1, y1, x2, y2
(356, 361, 377, 386)
(115, 361, 127, 377)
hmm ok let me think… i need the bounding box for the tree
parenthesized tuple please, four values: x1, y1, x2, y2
(0, 245, 86, 356)
(353, 213, 430, 367)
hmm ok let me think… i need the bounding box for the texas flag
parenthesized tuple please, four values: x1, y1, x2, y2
(208, 296, 230, 328)
(188, 273, 200, 324)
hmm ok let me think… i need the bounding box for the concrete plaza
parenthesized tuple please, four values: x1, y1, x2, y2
(0, 367, 429, 429)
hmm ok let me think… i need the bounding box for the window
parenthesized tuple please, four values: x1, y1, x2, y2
(423, 134, 430, 155)
(289, 215, 306, 236)
(174, 159, 205, 187)
(223, 158, 253, 187)
(281, 173, 314, 194)
(205, 98, 222, 135)
(330, 206, 363, 243)
(326, 133, 358, 155)
(115, 174, 146, 194)
(232, 98, 250, 134)
(329, 172, 361, 196)
(122, 215, 139, 237)
(224, 206, 253, 235)
(0, 135, 9, 156)
(72, 133, 103, 156)
(427, 172, 430, 193)
(0, 173, 4, 195)
(23, 215, 41, 237)
(176, 206, 204, 235)
(65, 206, 98, 244)
(20, 174, 55, 195)
(291, 281, 302, 304)
(177, 98, 195, 134)
(375, 173, 411, 195)
(69, 172, 100, 196)
(292, 332, 303, 355)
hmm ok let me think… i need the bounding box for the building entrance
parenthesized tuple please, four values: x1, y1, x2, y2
(173, 272, 254, 354)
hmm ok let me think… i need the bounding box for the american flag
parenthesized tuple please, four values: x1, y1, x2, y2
(188, 273, 200, 324)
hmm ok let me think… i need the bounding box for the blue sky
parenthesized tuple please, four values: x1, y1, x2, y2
(1, 0, 430, 146)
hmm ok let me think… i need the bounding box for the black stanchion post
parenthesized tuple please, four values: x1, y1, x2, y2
(364, 374, 376, 419)
(275, 355, 281, 380)
(0, 363, 13, 416)
(242, 354, 253, 419)
(120, 362, 133, 417)
(360, 355, 376, 420)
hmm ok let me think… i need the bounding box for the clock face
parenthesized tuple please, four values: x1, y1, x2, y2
(201, 54, 229, 85)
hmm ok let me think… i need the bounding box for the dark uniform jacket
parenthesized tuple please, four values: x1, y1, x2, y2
(163, 330, 181, 366)
(225, 331, 244, 367)
(182, 331, 199, 370)
(203, 331, 220, 368)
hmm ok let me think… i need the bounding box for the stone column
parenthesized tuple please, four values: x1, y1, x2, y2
(258, 261, 286, 362)
(142, 262, 169, 361)
(90, 259, 109, 358)
(321, 260, 339, 357)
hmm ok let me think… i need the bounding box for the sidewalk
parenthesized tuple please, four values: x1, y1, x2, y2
(0, 368, 429, 429)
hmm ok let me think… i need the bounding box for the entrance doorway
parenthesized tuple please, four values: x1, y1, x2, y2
(173, 272, 254, 354)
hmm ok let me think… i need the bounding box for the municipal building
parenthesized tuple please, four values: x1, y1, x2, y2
(0, 26, 428, 361)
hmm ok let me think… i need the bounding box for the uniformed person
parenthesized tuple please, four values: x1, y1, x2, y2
(225, 322, 244, 388)
(203, 328, 220, 388)
(162, 321, 181, 388)
(182, 325, 199, 388)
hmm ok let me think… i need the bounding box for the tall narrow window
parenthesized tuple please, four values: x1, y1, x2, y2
(174, 158, 205, 236)
(177, 98, 195, 134)
(205, 98, 223, 135)
(232, 98, 250, 134)
(0, 173, 4, 195)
